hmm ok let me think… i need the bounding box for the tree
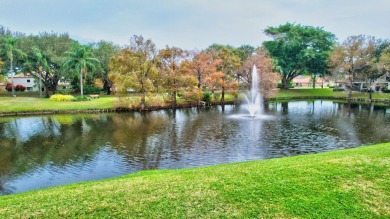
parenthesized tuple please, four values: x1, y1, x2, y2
(206, 46, 241, 102)
(25, 46, 54, 97)
(109, 35, 159, 108)
(330, 35, 377, 99)
(91, 41, 121, 94)
(379, 44, 390, 74)
(183, 51, 220, 90)
(234, 45, 255, 63)
(263, 23, 336, 89)
(0, 36, 26, 96)
(63, 45, 99, 96)
(17, 32, 75, 95)
(241, 48, 280, 98)
(158, 46, 197, 107)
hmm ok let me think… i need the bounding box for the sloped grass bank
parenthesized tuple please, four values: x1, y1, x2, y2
(0, 143, 389, 218)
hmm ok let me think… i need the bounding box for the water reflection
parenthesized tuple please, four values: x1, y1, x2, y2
(0, 100, 390, 195)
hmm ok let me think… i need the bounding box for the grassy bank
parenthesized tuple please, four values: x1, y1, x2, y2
(0, 96, 114, 112)
(1, 88, 390, 113)
(274, 87, 390, 100)
(0, 143, 389, 218)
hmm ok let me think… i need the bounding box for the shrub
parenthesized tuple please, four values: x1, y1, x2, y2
(83, 85, 101, 94)
(382, 89, 390, 93)
(50, 94, 75, 102)
(15, 84, 26, 92)
(202, 92, 212, 102)
(5, 83, 13, 92)
(183, 90, 203, 102)
(113, 97, 142, 108)
(72, 96, 91, 101)
(146, 95, 166, 107)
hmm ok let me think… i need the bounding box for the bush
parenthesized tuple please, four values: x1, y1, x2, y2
(50, 94, 75, 102)
(382, 89, 390, 93)
(72, 96, 91, 101)
(113, 97, 142, 108)
(15, 84, 26, 92)
(202, 92, 212, 102)
(83, 85, 101, 94)
(183, 90, 203, 102)
(5, 83, 13, 92)
(146, 95, 166, 107)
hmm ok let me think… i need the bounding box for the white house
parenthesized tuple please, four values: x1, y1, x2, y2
(9, 73, 37, 91)
(8, 73, 71, 92)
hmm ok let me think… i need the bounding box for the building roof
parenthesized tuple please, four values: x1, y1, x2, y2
(292, 75, 325, 83)
(9, 73, 35, 79)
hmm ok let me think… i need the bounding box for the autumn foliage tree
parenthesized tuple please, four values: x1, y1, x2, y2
(205, 46, 241, 102)
(158, 46, 197, 107)
(330, 35, 377, 98)
(109, 35, 158, 108)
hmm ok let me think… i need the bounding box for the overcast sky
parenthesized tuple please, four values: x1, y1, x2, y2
(0, 0, 389, 50)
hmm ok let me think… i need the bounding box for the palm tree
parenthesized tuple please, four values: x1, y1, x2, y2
(31, 46, 50, 98)
(62, 46, 99, 96)
(1, 36, 25, 97)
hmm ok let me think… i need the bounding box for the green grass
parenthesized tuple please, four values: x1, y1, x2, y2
(0, 143, 389, 218)
(0, 96, 114, 112)
(271, 88, 390, 100)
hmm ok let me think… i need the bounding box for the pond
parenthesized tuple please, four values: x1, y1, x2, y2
(1, 100, 390, 195)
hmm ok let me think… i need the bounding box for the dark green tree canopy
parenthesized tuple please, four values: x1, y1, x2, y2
(263, 22, 336, 89)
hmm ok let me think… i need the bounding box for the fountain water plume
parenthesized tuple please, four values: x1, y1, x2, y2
(243, 65, 263, 117)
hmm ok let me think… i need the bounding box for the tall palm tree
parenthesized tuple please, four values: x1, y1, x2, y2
(31, 46, 49, 98)
(1, 36, 25, 97)
(62, 46, 99, 96)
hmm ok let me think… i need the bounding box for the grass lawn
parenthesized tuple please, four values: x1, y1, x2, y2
(272, 88, 390, 100)
(0, 143, 388, 218)
(0, 96, 114, 112)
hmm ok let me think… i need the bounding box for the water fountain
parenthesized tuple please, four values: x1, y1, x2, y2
(243, 65, 263, 117)
(228, 65, 271, 120)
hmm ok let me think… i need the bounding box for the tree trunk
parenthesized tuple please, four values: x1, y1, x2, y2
(10, 57, 15, 97)
(141, 93, 146, 109)
(39, 72, 42, 98)
(221, 87, 225, 103)
(173, 91, 177, 108)
(80, 67, 84, 96)
(312, 75, 316, 89)
(282, 77, 290, 89)
(44, 84, 50, 98)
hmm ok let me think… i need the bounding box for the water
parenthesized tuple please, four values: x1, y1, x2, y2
(243, 65, 263, 117)
(1, 100, 390, 195)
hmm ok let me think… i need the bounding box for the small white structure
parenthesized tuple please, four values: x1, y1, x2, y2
(8, 73, 71, 92)
(9, 73, 37, 91)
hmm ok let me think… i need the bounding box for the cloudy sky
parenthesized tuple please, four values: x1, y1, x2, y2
(0, 0, 389, 49)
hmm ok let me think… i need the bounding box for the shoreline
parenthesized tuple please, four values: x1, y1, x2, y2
(1, 96, 390, 117)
